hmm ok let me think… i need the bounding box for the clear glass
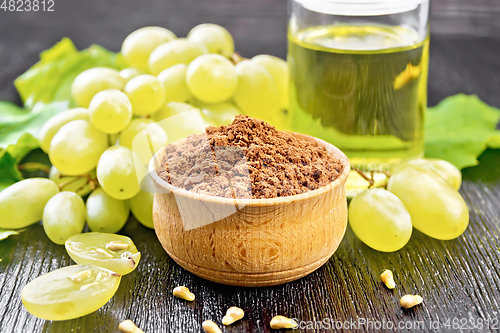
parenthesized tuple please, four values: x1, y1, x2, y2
(287, 0, 430, 169)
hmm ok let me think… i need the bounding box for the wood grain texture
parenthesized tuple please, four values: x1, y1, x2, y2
(1, 0, 500, 332)
(152, 134, 349, 286)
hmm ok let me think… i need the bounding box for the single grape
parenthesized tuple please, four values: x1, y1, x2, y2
(49, 166, 96, 197)
(124, 74, 165, 116)
(148, 38, 207, 76)
(186, 54, 237, 104)
(233, 60, 280, 119)
(43, 192, 86, 245)
(187, 23, 234, 55)
(252, 54, 289, 110)
(0, 178, 59, 229)
(387, 166, 469, 240)
(21, 264, 121, 321)
(49, 119, 108, 176)
(119, 118, 167, 150)
(119, 68, 144, 83)
(151, 102, 195, 122)
(38, 108, 89, 153)
(156, 64, 192, 103)
(65, 233, 141, 275)
(97, 146, 143, 200)
(86, 188, 130, 233)
(88, 89, 132, 134)
(71, 67, 125, 108)
(129, 190, 154, 229)
(349, 189, 412, 252)
(396, 158, 462, 190)
(121, 26, 177, 72)
(199, 102, 241, 127)
(155, 108, 207, 144)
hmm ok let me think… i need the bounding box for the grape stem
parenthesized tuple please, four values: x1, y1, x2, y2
(225, 51, 248, 64)
(351, 167, 375, 188)
(18, 163, 51, 174)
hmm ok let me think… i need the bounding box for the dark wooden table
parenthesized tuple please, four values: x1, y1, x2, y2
(1, 1, 500, 332)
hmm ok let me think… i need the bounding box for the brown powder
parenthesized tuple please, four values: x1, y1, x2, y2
(159, 115, 343, 199)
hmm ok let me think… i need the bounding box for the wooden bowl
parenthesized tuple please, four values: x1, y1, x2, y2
(150, 133, 350, 287)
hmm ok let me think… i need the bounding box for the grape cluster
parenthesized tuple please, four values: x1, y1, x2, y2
(0, 24, 289, 245)
(349, 158, 469, 252)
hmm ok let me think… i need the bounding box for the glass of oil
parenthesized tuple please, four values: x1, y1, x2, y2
(288, 0, 430, 169)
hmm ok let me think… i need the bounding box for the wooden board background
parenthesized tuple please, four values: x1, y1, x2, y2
(1, 0, 500, 332)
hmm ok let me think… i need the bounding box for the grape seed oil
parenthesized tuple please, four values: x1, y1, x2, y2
(288, 24, 429, 168)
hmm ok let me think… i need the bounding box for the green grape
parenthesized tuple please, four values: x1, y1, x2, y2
(129, 190, 154, 229)
(124, 74, 165, 116)
(396, 158, 462, 190)
(49, 120, 108, 176)
(86, 188, 130, 233)
(186, 54, 237, 104)
(233, 60, 280, 119)
(199, 102, 241, 126)
(21, 264, 121, 321)
(89, 89, 132, 134)
(348, 189, 412, 252)
(119, 118, 168, 150)
(156, 109, 207, 144)
(121, 26, 176, 72)
(252, 54, 289, 110)
(65, 233, 141, 275)
(157, 64, 192, 103)
(388, 166, 469, 240)
(148, 38, 207, 76)
(38, 108, 89, 153)
(119, 68, 144, 82)
(187, 23, 234, 55)
(49, 166, 95, 197)
(0, 178, 59, 229)
(43, 192, 86, 245)
(151, 102, 195, 122)
(97, 146, 143, 200)
(71, 67, 125, 108)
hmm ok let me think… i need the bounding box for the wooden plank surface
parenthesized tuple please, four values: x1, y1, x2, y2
(1, 1, 500, 332)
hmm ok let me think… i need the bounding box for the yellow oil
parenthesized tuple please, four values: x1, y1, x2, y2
(288, 25, 429, 168)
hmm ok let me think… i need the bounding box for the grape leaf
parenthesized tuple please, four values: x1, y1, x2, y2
(425, 94, 500, 170)
(0, 133, 39, 191)
(0, 229, 23, 241)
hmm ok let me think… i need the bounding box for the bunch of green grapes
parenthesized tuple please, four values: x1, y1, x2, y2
(348, 158, 469, 252)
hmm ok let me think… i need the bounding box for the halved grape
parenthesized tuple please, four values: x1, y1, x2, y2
(86, 188, 130, 233)
(124, 75, 165, 116)
(0, 178, 59, 229)
(21, 264, 121, 321)
(65, 233, 141, 275)
(43, 192, 86, 245)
